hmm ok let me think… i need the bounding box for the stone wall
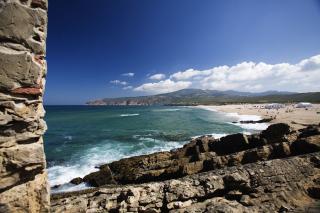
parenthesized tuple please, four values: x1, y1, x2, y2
(0, 0, 49, 212)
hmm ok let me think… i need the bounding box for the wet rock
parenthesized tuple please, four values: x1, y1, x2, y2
(70, 177, 83, 185)
(81, 124, 320, 190)
(239, 118, 273, 124)
(83, 165, 116, 186)
(52, 123, 320, 212)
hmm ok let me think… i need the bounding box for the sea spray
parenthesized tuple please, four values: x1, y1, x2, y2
(45, 105, 269, 192)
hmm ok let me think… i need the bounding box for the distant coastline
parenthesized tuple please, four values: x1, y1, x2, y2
(86, 89, 320, 106)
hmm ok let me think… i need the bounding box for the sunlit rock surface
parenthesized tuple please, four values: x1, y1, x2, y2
(0, 0, 49, 212)
(52, 124, 320, 212)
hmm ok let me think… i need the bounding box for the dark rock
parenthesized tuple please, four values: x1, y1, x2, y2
(31, 0, 47, 10)
(261, 123, 291, 143)
(52, 184, 61, 189)
(279, 205, 290, 212)
(307, 187, 320, 199)
(83, 165, 116, 186)
(239, 118, 273, 124)
(70, 177, 83, 185)
(299, 125, 320, 138)
(79, 123, 320, 193)
(310, 156, 320, 168)
(291, 135, 320, 155)
(211, 133, 249, 155)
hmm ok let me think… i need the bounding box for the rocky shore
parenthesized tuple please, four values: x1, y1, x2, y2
(51, 123, 320, 212)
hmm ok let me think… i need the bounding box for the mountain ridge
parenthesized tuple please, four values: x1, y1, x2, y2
(87, 89, 320, 105)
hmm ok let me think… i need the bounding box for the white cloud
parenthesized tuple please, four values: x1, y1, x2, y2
(134, 54, 320, 94)
(149, 73, 166, 80)
(122, 72, 135, 77)
(110, 80, 128, 85)
(170, 69, 211, 80)
(123, 86, 133, 90)
(134, 79, 192, 94)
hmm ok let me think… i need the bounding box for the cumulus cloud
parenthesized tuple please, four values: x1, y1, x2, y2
(197, 56, 320, 92)
(134, 79, 192, 94)
(123, 86, 133, 90)
(170, 69, 211, 80)
(134, 54, 320, 94)
(122, 72, 135, 77)
(149, 73, 166, 80)
(110, 80, 128, 85)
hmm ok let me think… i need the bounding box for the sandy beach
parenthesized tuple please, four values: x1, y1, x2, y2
(199, 104, 320, 130)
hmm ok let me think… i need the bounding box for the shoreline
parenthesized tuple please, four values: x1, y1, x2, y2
(49, 103, 320, 193)
(50, 106, 270, 193)
(51, 122, 320, 212)
(196, 103, 320, 130)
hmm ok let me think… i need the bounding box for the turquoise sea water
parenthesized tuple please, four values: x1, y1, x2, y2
(44, 105, 267, 192)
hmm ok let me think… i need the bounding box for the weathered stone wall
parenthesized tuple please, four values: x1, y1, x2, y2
(0, 0, 49, 212)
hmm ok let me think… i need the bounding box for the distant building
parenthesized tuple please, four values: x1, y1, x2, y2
(265, 103, 285, 109)
(295, 102, 313, 108)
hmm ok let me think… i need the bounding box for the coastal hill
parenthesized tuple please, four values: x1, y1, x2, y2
(87, 89, 320, 105)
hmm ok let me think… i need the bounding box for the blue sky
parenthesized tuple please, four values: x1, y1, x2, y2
(45, 0, 320, 105)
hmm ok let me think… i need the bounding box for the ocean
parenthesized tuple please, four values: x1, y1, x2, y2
(44, 105, 268, 192)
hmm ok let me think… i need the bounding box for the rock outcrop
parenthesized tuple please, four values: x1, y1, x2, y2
(52, 153, 320, 212)
(51, 123, 320, 212)
(76, 123, 318, 187)
(0, 0, 49, 212)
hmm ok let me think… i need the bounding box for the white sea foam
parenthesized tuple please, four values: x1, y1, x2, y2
(48, 106, 269, 193)
(153, 108, 181, 112)
(51, 183, 91, 193)
(120, 113, 139, 117)
(134, 136, 187, 153)
(211, 133, 228, 138)
(191, 131, 252, 140)
(224, 112, 262, 121)
(48, 137, 186, 192)
(63, 135, 73, 140)
(231, 122, 270, 131)
(48, 143, 127, 191)
(223, 112, 269, 130)
(193, 105, 269, 131)
(191, 133, 227, 139)
(192, 105, 218, 112)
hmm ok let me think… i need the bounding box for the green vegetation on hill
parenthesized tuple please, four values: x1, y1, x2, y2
(87, 89, 320, 105)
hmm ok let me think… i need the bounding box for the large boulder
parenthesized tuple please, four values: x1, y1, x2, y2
(261, 123, 292, 143)
(210, 133, 249, 155)
(70, 177, 83, 185)
(83, 165, 115, 187)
